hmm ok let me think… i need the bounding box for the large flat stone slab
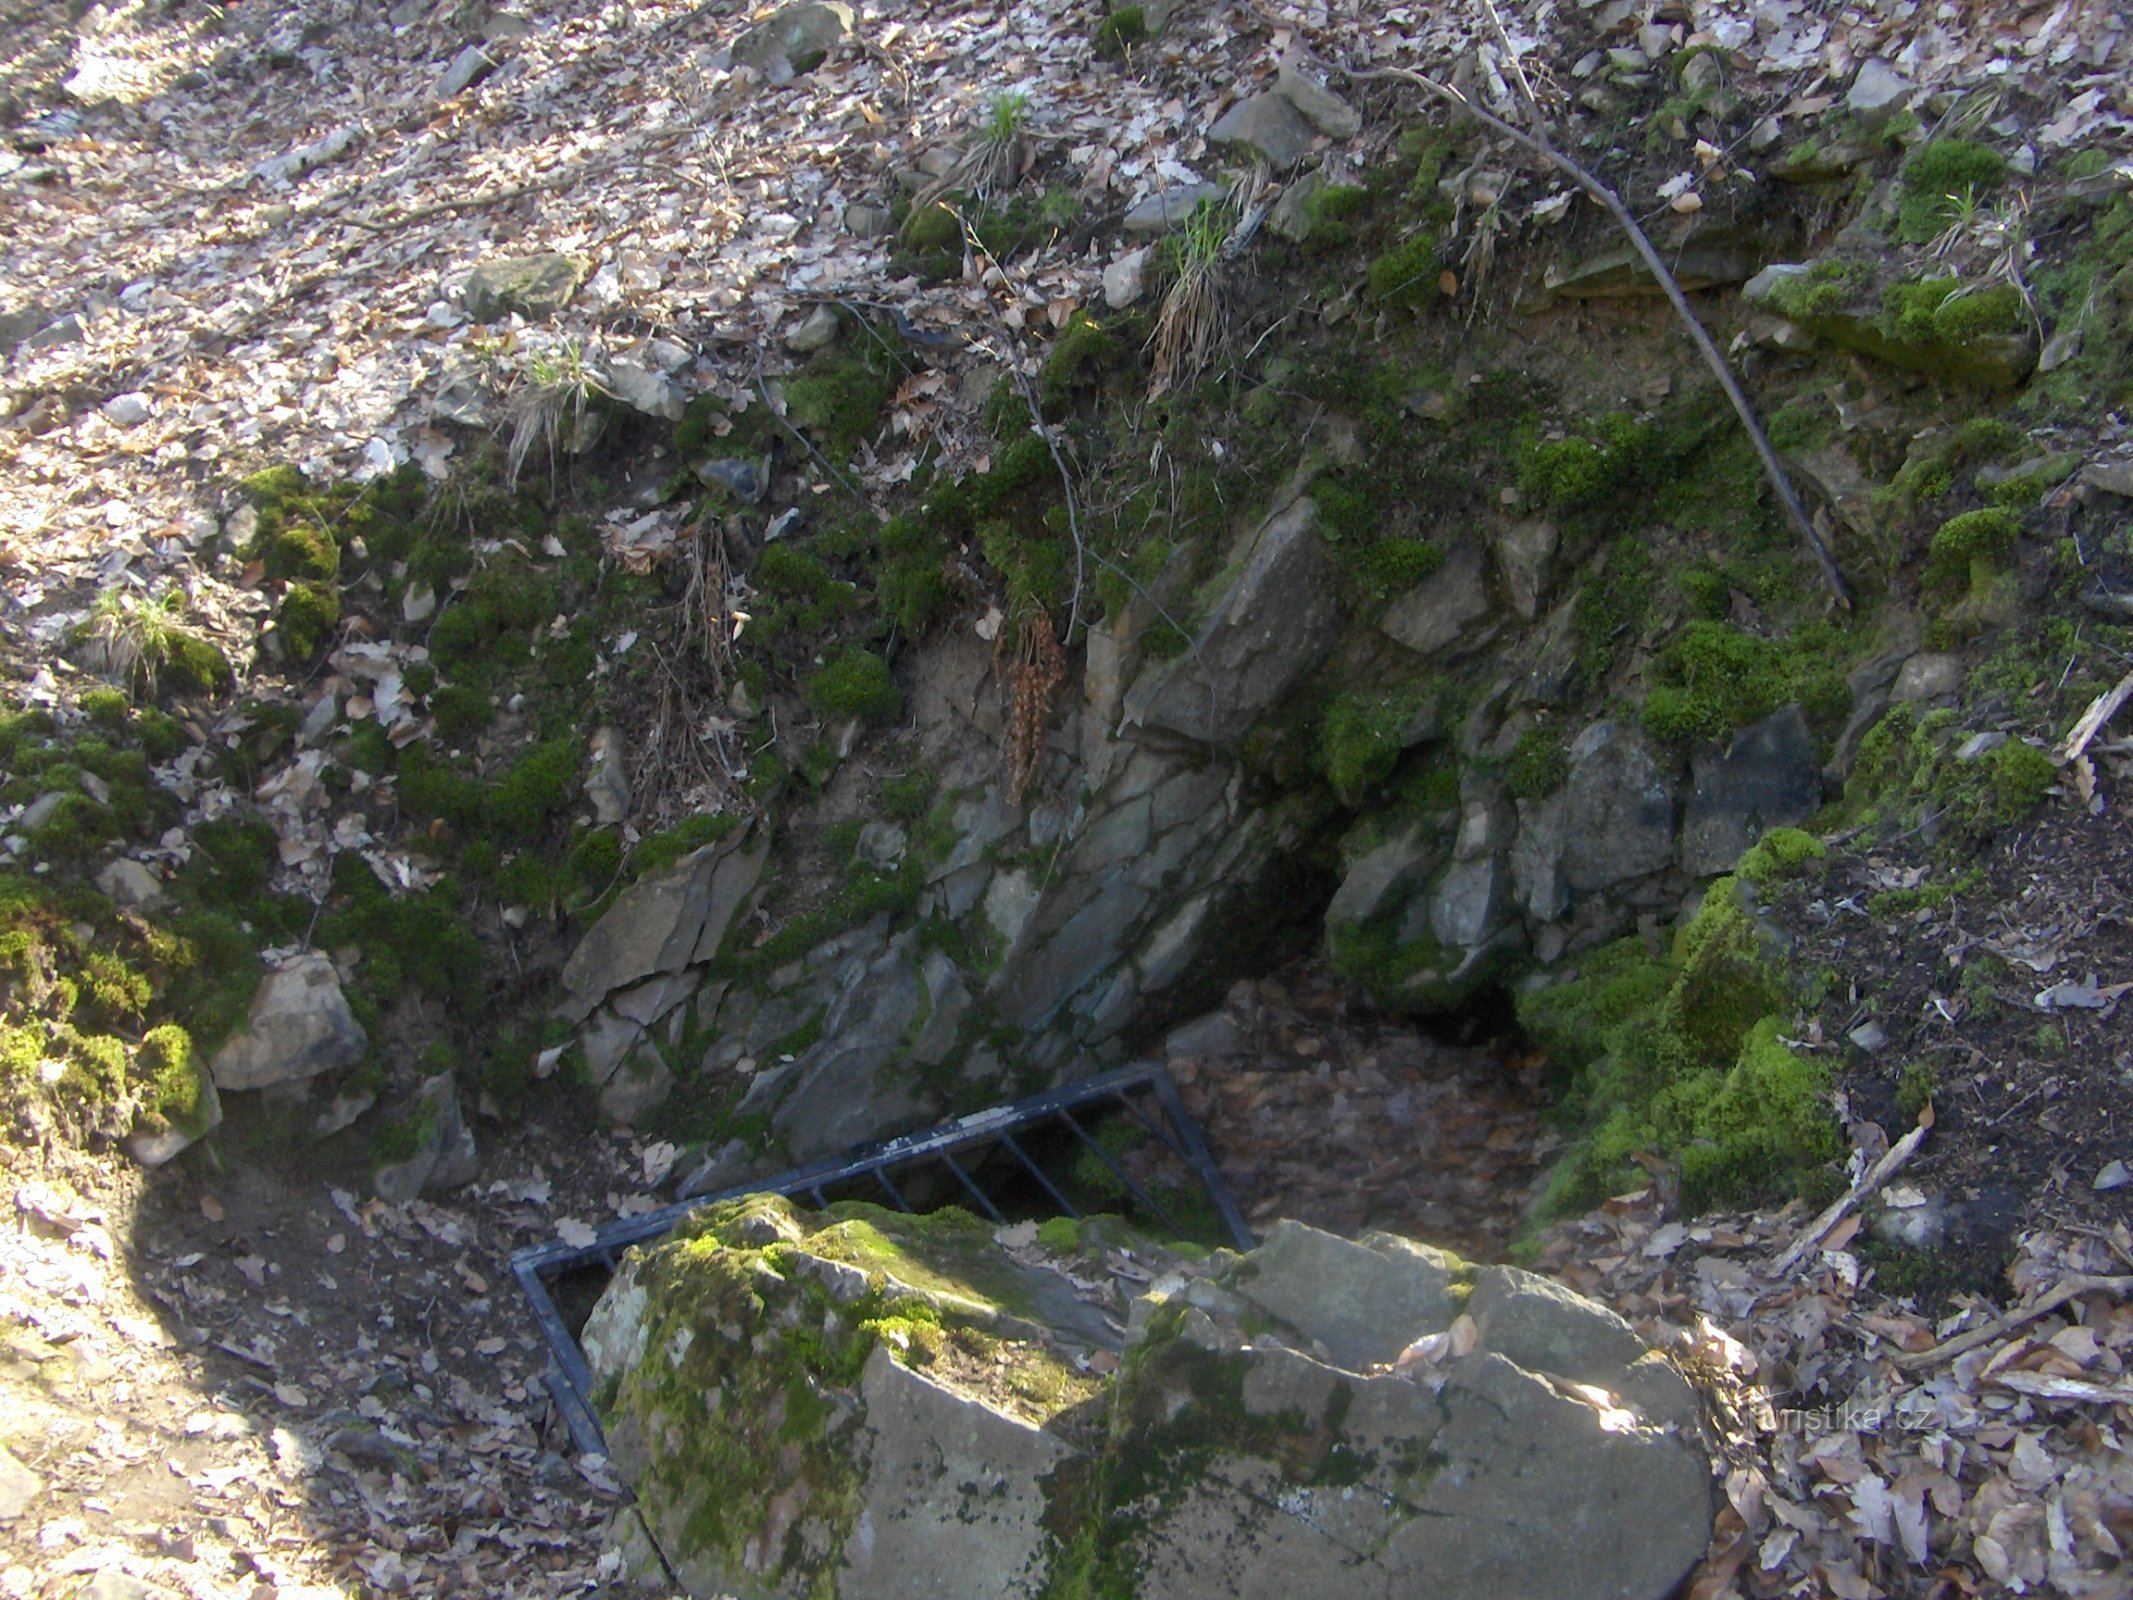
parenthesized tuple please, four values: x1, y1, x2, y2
(1123, 490, 1341, 746)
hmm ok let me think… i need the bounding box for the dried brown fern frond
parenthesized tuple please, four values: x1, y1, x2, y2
(1001, 610, 1065, 804)
(681, 516, 739, 688)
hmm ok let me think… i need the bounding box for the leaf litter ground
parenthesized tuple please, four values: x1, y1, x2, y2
(3, 0, 2133, 1594)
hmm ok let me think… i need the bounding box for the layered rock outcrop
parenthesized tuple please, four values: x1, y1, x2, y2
(584, 1199, 1714, 1600)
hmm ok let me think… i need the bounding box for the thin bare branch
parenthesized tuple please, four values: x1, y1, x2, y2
(752, 342, 885, 523)
(1340, 54, 1853, 608)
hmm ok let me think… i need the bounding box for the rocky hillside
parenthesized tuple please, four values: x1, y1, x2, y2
(3, 0, 2133, 1594)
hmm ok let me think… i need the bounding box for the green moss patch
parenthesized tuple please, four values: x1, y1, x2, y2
(0, 843, 265, 1144)
(1843, 704, 2057, 841)
(1366, 231, 1446, 308)
(784, 356, 895, 461)
(1924, 505, 2020, 592)
(1896, 139, 2006, 245)
(1503, 726, 1569, 800)
(1519, 872, 1840, 1224)
(1640, 620, 1853, 749)
(807, 646, 903, 724)
(1092, 5, 1148, 55)
(1319, 679, 1437, 804)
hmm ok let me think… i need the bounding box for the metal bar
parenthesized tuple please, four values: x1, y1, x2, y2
(939, 1151, 1005, 1223)
(1000, 1131, 1081, 1219)
(1058, 1106, 1181, 1236)
(870, 1166, 915, 1212)
(543, 1361, 607, 1457)
(512, 1256, 602, 1445)
(1111, 1085, 1189, 1158)
(510, 1062, 1229, 1459)
(1150, 1069, 1255, 1252)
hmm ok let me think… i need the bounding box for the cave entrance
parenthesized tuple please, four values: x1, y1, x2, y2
(512, 1061, 1250, 1454)
(1153, 955, 1553, 1266)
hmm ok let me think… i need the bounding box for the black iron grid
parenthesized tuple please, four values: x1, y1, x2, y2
(510, 1061, 1253, 1454)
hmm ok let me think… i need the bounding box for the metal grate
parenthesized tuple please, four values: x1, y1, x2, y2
(510, 1061, 1253, 1454)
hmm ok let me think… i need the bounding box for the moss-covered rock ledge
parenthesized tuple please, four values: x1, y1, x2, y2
(582, 1198, 1713, 1600)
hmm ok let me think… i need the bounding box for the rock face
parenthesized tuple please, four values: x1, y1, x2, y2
(558, 825, 766, 1021)
(1379, 541, 1493, 657)
(210, 954, 367, 1091)
(1123, 487, 1341, 745)
(1559, 721, 1677, 891)
(1681, 705, 1820, 876)
(586, 1202, 1713, 1600)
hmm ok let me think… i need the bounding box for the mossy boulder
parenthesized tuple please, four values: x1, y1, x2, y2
(1084, 1222, 1710, 1600)
(461, 253, 589, 323)
(582, 1195, 1117, 1600)
(126, 1022, 222, 1167)
(584, 1205, 1713, 1600)
(1744, 254, 2037, 388)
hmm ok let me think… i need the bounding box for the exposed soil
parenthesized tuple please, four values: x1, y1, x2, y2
(3, 1119, 652, 1597)
(1773, 784, 2133, 1298)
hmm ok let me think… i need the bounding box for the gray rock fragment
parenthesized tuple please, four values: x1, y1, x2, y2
(1207, 92, 1317, 167)
(1123, 182, 1229, 234)
(606, 359, 685, 420)
(209, 954, 367, 1091)
(462, 253, 587, 322)
(1847, 58, 1916, 125)
(732, 2, 853, 79)
(1680, 705, 1820, 876)
(1379, 541, 1492, 657)
(372, 1072, 478, 1204)
(1274, 60, 1360, 138)
(436, 42, 498, 99)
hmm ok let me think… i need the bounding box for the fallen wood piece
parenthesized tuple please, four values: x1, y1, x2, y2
(2062, 667, 2133, 761)
(1895, 1273, 2133, 1371)
(1770, 1120, 1929, 1277)
(1988, 1368, 2133, 1405)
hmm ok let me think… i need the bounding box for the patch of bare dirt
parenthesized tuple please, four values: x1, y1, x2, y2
(1778, 787, 2133, 1300)
(1, 1114, 697, 1598)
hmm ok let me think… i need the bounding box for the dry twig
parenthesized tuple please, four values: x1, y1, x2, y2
(1769, 1118, 1929, 1277)
(1896, 1273, 2133, 1371)
(2062, 666, 2133, 761)
(1339, 48, 1852, 607)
